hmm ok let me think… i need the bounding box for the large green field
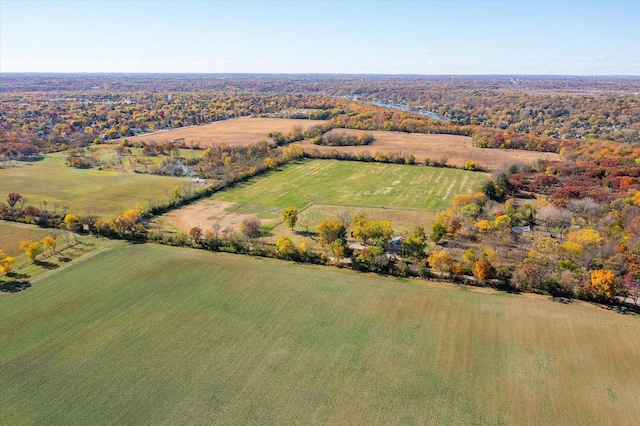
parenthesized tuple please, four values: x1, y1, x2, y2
(214, 159, 487, 214)
(0, 152, 195, 218)
(1, 243, 638, 425)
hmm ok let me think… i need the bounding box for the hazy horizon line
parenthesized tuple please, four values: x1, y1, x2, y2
(3, 72, 639, 78)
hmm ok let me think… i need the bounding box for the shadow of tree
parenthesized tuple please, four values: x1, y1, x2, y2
(58, 256, 72, 263)
(34, 260, 59, 270)
(551, 296, 574, 305)
(598, 303, 640, 316)
(6, 272, 29, 280)
(0, 280, 31, 293)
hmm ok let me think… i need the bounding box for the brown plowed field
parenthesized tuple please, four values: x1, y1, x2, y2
(127, 117, 328, 147)
(301, 129, 560, 171)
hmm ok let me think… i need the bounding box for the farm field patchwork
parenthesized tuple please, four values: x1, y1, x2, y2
(127, 117, 328, 147)
(1, 243, 639, 424)
(300, 128, 561, 171)
(0, 153, 196, 218)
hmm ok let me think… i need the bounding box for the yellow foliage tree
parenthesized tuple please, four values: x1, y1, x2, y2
(0, 250, 17, 273)
(561, 241, 583, 259)
(276, 236, 297, 257)
(42, 236, 56, 256)
(280, 206, 299, 230)
(494, 214, 511, 230)
(20, 241, 43, 262)
(591, 269, 616, 298)
(427, 250, 454, 275)
(316, 220, 346, 246)
(567, 229, 603, 249)
(477, 220, 492, 233)
(64, 213, 80, 231)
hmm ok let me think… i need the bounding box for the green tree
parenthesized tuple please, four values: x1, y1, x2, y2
(368, 220, 394, 248)
(430, 222, 447, 243)
(482, 180, 498, 200)
(402, 226, 427, 260)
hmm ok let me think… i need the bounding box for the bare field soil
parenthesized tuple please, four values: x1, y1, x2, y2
(301, 129, 561, 171)
(161, 199, 278, 235)
(126, 117, 328, 147)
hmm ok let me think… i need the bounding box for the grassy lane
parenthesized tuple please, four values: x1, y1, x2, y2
(1, 244, 639, 424)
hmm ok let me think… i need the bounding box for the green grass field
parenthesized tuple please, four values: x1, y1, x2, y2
(0, 220, 57, 259)
(0, 152, 195, 218)
(214, 159, 487, 215)
(0, 220, 116, 280)
(1, 243, 639, 425)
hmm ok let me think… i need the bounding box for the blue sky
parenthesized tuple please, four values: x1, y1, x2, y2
(1, 0, 638, 75)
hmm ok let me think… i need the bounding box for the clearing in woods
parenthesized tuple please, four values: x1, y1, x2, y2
(1, 243, 638, 424)
(163, 159, 486, 237)
(126, 117, 328, 147)
(300, 128, 561, 171)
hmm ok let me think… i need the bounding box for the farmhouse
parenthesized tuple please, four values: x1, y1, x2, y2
(389, 236, 402, 253)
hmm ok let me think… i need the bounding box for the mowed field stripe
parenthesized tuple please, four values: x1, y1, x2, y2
(212, 159, 486, 212)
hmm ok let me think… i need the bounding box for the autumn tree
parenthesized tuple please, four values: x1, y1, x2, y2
(368, 220, 394, 248)
(402, 226, 427, 260)
(20, 240, 43, 262)
(474, 258, 494, 282)
(0, 250, 17, 274)
(239, 216, 262, 239)
(427, 250, 454, 277)
(477, 219, 492, 233)
(591, 269, 616, 298)
(7, 192, 23, 209)
(189, 226, 203, 242)
(276, 236, 297, 258)
(42, 236, 56, 256)
(64, 213, 80, 242)
(110, 207, 145, 240)
(316, 219, 346, 246)
(353, 215, 373, 244)
(280, 206, 299, 230)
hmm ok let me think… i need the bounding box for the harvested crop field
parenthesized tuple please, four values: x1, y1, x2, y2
(301, 129, 560, 171)
(1, 243, 639, 424)
(127, 117, 328, 147)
